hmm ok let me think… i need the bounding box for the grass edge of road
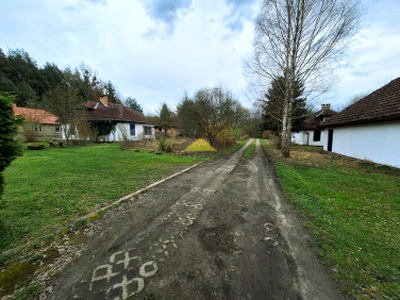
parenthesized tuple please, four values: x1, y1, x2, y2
(260, 139, 400, 299)
(241, 139, 256, 160)
(0, 144, 206, 253)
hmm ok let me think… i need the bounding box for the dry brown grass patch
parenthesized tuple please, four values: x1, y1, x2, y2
(270, 146, 365, 169)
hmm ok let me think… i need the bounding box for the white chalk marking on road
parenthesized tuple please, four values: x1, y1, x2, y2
(106, 275, 144, 300)
(264, 237, 279, 247)
(89, 264, 119, 291)
(86, 141, 254, 298)
(111, 250, 141, 270)
(139, 261, 158, 278)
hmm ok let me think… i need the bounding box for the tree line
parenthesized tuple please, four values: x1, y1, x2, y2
(0, 48, 124, 117)
(0, 48, 261, 147)
(148, 86, 257, 146)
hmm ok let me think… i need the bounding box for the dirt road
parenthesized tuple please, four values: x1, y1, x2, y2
(49, 139, 344, 299)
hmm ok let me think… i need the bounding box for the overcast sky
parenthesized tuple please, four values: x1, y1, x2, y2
(1, 0, 399, 114)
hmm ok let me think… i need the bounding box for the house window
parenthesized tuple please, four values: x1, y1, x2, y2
(35, 125, 43, 133)
(130, 124, 136, 136)
(55, 127, 61, 132)
(144, 126, 152, 136)
(313, 130, 321, 142)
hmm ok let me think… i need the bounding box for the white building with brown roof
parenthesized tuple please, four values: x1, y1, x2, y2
(292, 104, 337, 146)
(63, 96, 155, 142)
(321, 77, 400, 168)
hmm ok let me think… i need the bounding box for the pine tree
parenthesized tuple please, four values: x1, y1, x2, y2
(0, 95, 21, 197)
(261, 76, 309, 135)
(158, 103, 173, 136)
(125, 97, 144, 114)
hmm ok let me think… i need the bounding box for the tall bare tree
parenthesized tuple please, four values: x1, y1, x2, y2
(247, 0, 362, 157)
(192, 86, 243, 146)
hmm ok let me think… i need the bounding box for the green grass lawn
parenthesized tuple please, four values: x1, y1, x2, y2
(0, 144, 206, 252)
(261, 140, 400, 299)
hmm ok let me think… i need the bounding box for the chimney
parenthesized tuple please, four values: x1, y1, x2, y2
(100, 95, 108, 106)
(321, 104, 331, 110)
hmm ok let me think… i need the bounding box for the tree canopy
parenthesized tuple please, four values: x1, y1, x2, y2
(158, 103, 173, 136)
(0, 48, 140, 116)
(261, 76, 310, 134)
(125, 97, 144, 114)
(177, 86, 244, 145)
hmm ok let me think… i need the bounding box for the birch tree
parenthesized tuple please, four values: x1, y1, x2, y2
(247, 0, 361, 157)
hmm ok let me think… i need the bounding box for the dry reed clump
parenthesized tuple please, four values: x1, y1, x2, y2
(157, 136, 173, 153)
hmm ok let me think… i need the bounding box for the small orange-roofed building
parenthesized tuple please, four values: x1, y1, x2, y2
(12, 104, 62, 139)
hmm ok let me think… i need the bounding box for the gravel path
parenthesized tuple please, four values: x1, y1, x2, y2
(48, 139, 344, 299)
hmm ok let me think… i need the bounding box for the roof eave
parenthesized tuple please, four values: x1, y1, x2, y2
(86, 119, 150, 124)
(321, 115, 400, 128)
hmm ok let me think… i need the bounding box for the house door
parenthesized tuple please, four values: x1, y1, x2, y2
(327, 129, 333, 151)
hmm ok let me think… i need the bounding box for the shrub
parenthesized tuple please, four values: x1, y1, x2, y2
(262, 130, 273, 139)
(272, 135, 282, 149)
(76, 120, 97, 144)
(22, 120, 40, 142)
(0, 95, 21, 197)
(239, 134, 250, 141)
(214, 129, 236, 147)
(157, 136, 173, 153)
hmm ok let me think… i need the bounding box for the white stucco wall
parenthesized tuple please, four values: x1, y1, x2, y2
(62, 123, 155, 142)
(292, 132, 308, 145)
(323, 121, 400, 168)
(292, 130, 327, 147)
(114, 123, 155, 142)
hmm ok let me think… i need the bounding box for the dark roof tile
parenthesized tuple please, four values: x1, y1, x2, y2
(84, 101, 151, 124)
(303, 109, 337, 130)
(323, 77, 400, 127)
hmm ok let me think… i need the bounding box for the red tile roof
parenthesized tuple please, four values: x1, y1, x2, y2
(13, 105, 61, 125)
(323, 77, 400, 127)
(83, 101, 152, 124)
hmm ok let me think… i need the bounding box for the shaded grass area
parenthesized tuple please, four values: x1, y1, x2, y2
(0, 144, 205, 252)
(261, 140, 400, 299)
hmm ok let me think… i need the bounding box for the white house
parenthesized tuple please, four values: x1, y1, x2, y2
(321, 77, 400, 168)
(62, 96, 155, 142)
(292, 104, 337, 147)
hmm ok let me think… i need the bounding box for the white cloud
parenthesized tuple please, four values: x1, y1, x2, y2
(312, 0, 400, 110)
(140, 0, 193, 34)
(2, 0, 397, 115)
(0, 0, 258, 114)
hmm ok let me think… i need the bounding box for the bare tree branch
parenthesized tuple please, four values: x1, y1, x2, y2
(246, 0, 362, 157)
